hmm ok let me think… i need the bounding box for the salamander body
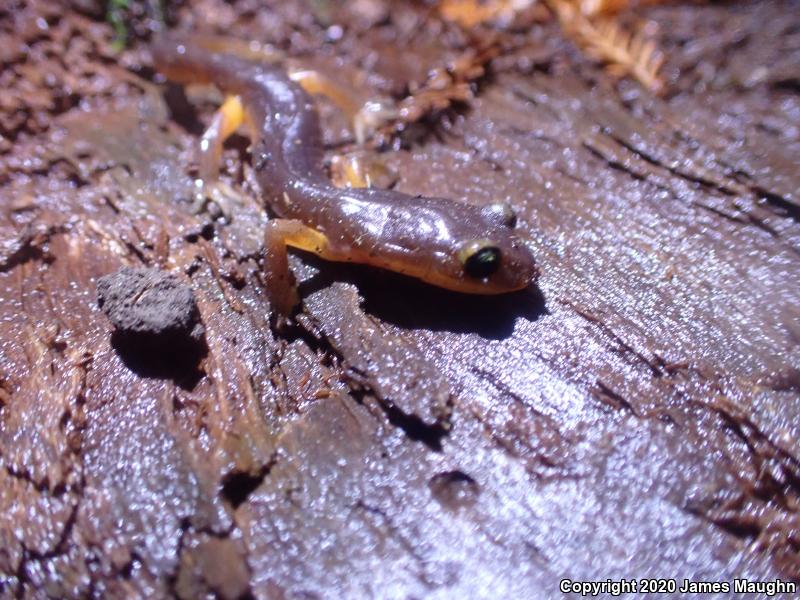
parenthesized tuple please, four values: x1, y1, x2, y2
(151, 35, 538, 310)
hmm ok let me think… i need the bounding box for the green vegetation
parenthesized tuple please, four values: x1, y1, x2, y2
(106, 0, 165, 50)
(107, 0, 130, 50)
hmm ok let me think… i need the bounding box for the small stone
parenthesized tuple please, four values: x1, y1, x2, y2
(97, 267, 205, 345)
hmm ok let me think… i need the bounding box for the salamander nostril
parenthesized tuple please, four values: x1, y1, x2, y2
(482, 202, 518, 228)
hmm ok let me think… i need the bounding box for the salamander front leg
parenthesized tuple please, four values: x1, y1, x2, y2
(263, 218, 334, 327)
(264, 220, 301, 327)
(192, 94, 247, 219)
(198, 95, 244, 185)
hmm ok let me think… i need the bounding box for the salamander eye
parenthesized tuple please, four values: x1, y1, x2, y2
(459, 239, 502, 279)
(482, 202, 517, 228)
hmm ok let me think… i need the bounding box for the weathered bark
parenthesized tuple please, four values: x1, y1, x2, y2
(1, 0, 799, 597)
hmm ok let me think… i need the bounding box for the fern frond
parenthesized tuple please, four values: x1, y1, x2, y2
(548, 0, 665, 93)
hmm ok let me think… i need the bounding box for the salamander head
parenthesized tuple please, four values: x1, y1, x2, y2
(420, 201, 539, 295)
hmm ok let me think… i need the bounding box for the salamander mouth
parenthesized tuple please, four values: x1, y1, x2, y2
(363, 246, 536, 295)
(411, 265, 530, 295)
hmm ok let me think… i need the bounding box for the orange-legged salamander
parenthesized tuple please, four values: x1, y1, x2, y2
(151, 35, 539, 319)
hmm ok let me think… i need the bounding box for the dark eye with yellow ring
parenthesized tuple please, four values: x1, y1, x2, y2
(459, 240, 502, 279)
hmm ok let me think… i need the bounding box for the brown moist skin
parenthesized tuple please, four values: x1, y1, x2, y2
(151, 35, 539, 294)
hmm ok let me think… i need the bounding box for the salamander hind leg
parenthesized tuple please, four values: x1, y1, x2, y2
(289, 70, 362, 127)
(288, 70, 398, 144)
(330, 153, 399, 189)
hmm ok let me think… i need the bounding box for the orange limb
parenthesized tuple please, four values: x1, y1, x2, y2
(263, 217, 340, 323)
(289, 70, 362, 124)
(288, 70, 398, 143)
(198, 94, 246, 185)
(196, 78, 390, 192)
(330, 154, 372, 189)
(330, 153, 399, 190)
(196, 73, 396, 197)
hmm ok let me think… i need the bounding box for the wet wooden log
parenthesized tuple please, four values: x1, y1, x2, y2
(1, 0, 799, 596)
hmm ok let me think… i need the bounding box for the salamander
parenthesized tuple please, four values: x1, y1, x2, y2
(151, 35, 539, 319)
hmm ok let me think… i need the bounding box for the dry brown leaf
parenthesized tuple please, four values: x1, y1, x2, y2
(578, 0, 672, 18)
(439, 0, 535, 28)
(577, 0, 633, 17)
(438, 0, 666, 93)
